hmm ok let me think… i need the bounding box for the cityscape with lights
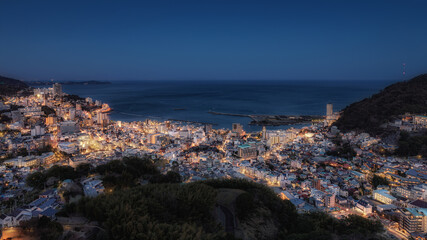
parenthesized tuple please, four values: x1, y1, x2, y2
(2, 0, 427, 239)
(0, 79, 427, 239)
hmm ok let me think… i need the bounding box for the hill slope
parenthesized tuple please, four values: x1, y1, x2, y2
(334, 74, 427, 134)
(0, 75, 29, 95)
(62, 178, 384, 240)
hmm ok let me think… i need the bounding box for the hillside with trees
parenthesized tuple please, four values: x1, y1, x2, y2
(61, 177, 385, 240)
(0, 75, 29, 95)
(334, 74, 427, 135)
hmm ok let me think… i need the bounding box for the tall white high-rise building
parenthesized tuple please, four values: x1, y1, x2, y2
(326, 103, 333, 117)
(325, 103, 337, 126)
(262, 126, 267, 140)
(53, 83, 62, 97)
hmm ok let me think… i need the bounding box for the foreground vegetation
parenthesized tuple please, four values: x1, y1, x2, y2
(19, 216, 63, 240)
(64, 179, 384, 240)
(26, 156, 181, 190)
(25, 157, 384, 239)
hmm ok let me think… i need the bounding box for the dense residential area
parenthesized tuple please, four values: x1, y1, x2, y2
(0, 76, 427, 240)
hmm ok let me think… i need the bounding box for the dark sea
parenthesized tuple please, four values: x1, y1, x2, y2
(61, 80, 397, 132)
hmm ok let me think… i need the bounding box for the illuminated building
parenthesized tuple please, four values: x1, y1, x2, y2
(237, 144, 257, 158)
(46, 115, 57, 125)
(204, 124, 212, 133)
(262, 126, 267, 140)
(399, 208, 427, 233)
(83, 179, 105, 197)
(60, 121, 79, 134)
(325, 103, 339, 126)
(355, 200, 372, 215)
(326, 103, 333, 117)
(69, 108, 76, 120)
(53, 83, 62, 97)
(4, 156, 39, 167)
(313, 179, 323, 191)
(96, 112, 109, 126)
(414, 115, 427, 127)
(148, 133, 162, 144)
(31, 125, 45, 136)
(373, 189, 396, 204)
(232, 123, 243, 136)
(395, 185, 427, 201)
(58, 142, 79, 154)
(325, 194, 336, 208)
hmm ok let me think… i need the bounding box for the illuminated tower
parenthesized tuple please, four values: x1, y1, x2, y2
(53, 83, 62, 97)
(326, 103, 334, 126)
(326, 103, 333, 118)
(262, 126, 267, 140)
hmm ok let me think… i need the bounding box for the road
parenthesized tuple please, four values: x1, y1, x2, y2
(1, 227, 37, 240)
(386, 227, 409, 240)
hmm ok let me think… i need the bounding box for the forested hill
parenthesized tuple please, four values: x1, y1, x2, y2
(0, 75, 29, 95)
(334, 74, 427, 134)
(29, 157, 384, 240)
(66, 178, 385, 240)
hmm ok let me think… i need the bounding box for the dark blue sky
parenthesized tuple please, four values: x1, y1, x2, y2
(1, 0, 426, 81)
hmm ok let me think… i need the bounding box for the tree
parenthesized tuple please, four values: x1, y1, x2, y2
(35, 144, 53, 155)
(397, 170, 406, 177)
(149, 171, 182, 184)
(339, 214, 384, 235)
(17, 147, 29, 157)
(0, 114, 11, 123)
(46, 165, 77, 180)
(19, 216, 63, 240)
(41, 106, 56, 116)
(76, 163, 92, 177)
(75, 183, 223, 240)
(371, 174, 389, 189)
(26, 171, 47, 189)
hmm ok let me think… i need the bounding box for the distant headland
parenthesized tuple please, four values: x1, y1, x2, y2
(25, 80, 112, 86)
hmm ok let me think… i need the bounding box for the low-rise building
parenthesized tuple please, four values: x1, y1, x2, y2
(373, 189, 396, 204)
(237, 144, 257, 159)
(355, 199, 372, 215)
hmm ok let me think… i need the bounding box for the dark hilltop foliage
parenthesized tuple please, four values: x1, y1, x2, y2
(56, 157, 384, 240)
(0, 75, 29, 95)
(334, 74, 427, 135)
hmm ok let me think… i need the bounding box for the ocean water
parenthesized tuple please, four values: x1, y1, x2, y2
(61, 80, 396, 131)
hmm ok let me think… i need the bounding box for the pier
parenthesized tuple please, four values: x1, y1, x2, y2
(207, 111, 324, 126)
(207, 111, 250, 117)
(168, 118, 218, 126)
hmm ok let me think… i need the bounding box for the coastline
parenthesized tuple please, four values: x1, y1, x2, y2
(59, 80, 391, 131)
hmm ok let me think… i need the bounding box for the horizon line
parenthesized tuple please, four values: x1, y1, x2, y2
(22, 78, 404, 82)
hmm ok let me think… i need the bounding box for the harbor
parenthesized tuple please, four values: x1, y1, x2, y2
(208, 111, 323, 126)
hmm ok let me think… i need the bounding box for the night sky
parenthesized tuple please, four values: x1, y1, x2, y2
(1, 0, 426, 81)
